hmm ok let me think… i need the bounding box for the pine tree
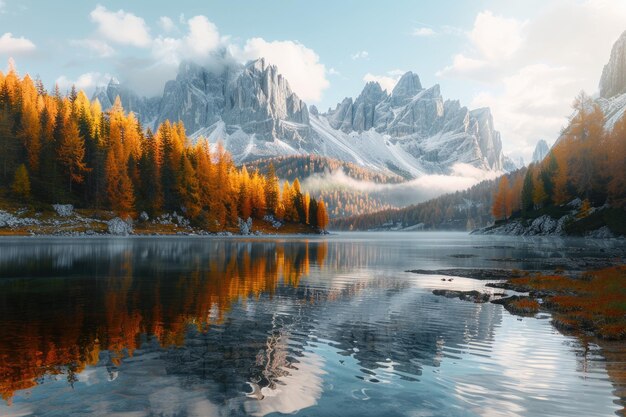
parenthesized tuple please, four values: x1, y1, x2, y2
(57, 118, 88, 193)
(11, 164, 30, 200)
(532, 175, 548, 209)
(265, 163, 280, 214)
(492, 176, 510, 220)
(105, 148, 135, 216)
(317, 200, 329, 230)
(308, 198, 318, 228)
(521, 169, 534, 216)
(178, 155, 201, 219)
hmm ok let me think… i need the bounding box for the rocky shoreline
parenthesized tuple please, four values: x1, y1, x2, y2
(471, 199, 625, 239)
(0, 205, 324, 237)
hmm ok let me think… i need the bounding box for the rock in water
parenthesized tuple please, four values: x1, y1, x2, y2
(107, 217, 133, 236)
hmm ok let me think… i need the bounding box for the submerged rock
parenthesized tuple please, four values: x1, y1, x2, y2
(407, 268, 525, 280)
(432, 289, 491, 303)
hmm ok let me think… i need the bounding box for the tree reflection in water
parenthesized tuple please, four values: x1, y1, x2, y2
(0, 239, 327, 404)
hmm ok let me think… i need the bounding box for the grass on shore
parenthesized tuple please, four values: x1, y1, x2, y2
(505, 266, 626, 339)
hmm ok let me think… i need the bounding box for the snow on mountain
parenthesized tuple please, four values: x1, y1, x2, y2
(93, 58, 505, 178)
(319, 75, 504, 176)
(532, 139, 550, 163)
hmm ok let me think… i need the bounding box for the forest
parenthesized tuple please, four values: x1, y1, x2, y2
(491, 93, 626, 223)
(0, 66, 329, 232)
(330, 177, 497, 231)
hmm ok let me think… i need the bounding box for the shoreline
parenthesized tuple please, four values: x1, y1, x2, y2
(0, 206, 327, 238)
(425, 265, 626, 341)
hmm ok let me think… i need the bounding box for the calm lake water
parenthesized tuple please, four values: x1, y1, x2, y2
(0, 232, 624, 417)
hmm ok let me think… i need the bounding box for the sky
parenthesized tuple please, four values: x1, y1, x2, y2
(1, 0, 625, 163)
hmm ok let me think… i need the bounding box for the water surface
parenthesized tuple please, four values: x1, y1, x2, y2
(0, 232, 623, 416)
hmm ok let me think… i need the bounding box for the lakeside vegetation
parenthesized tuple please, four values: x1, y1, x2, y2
(490, 93, 626, 228)
(493, 266, 626, 340)
(0, 67, 329, 233)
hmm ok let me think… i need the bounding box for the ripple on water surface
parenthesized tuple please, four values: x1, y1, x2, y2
(0, 233, 622, 417)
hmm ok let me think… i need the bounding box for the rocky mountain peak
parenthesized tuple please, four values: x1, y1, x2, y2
(357, 81, 387, 104)
(600, 30, 626, 98)
(532, 139, 550, 163)
(391, 71, 423, 105)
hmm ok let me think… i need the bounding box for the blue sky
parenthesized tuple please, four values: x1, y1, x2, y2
(1, 0, 625, 161)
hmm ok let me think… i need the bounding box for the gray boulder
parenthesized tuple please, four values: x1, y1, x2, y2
(238, 217, 253, 235)
(52, 204, 74, 217)
(107, 217, 133, 236)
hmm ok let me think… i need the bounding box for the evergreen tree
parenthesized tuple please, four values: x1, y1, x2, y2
(11, 164, 30, 200)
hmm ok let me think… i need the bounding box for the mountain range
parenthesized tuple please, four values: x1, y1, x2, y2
(94, 55, 510, 179)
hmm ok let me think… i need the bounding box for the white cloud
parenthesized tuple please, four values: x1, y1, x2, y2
(302, 163, 499, 207)
(439, 0, 626, 161)
(0, 32, 35, 54)
(152, 15, 222, 65)
(233, 38, 330, 102)
(437, 54, 487, 79)
(363, 71, 404, 93)
(56, 72, 113, 95)
(328, 67, 341, 76)
(351, 50, 369, 60)
(71, 39, 114, 57)
(469, 11, 525, 62)
(412, 27, 435, 37)
(82, 8, 330, 103)
(90, 5, 151, 47)
(184, 16, 220, 58)
(158, 16, 176, 33)
(472, 64, 580, 158)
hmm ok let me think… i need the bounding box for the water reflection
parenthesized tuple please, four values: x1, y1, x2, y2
(0, 234, 622, 417)
(0, 239, 328, 404)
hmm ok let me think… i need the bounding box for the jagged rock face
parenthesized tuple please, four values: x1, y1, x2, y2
(532, 139, 549, 163)
(95, 62, 504, 176)
(597, 31, 626, 132)
(468, 108, 503, 171)
(221, 58, 309, 141)
(390, 71, 422, 106)
(324, 75, 504, 172)
(328, 82, 388, 133)
(503, 155, 525, 172)
(600, 30, 626, 99)
(94, 59, 310, 144)
(93, 79, 160, 125)
(157, 61, 230, 134)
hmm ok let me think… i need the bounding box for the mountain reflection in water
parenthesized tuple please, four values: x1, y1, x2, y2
(0, 234, 622, 417)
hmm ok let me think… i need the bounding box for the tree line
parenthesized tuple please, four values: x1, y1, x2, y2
(492, 92, 626, 220)
(331, 178, 496, 231)
(0, 66, 329, 231)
